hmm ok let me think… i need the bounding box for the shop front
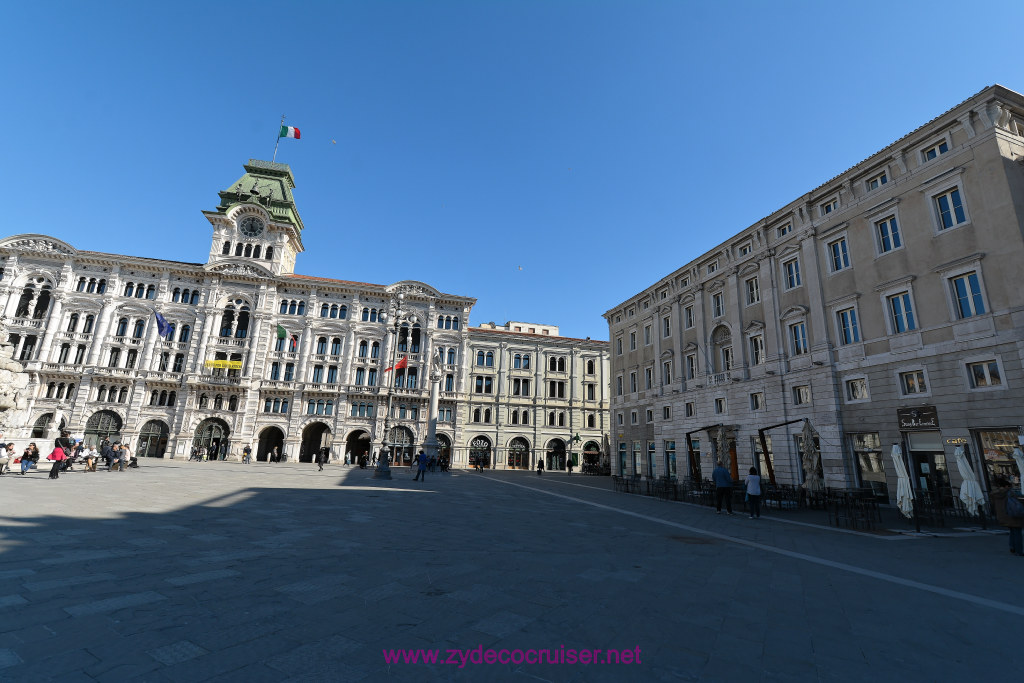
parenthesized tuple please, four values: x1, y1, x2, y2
(898, 407, 951, 506)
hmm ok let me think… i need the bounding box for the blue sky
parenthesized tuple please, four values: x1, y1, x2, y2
(4, 1, 1023, 340)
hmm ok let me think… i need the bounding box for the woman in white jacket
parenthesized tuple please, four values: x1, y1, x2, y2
(745, 467, 762, 519)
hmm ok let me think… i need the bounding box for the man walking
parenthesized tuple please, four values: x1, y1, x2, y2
(413, 450, 427, 481)
(713, 460, 734, 515)
(315, 447, 326, 472)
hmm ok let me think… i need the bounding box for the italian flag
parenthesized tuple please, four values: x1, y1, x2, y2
(280, 126, 301, 139)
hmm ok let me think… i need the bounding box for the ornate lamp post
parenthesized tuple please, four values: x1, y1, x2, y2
(374, 293, 418, 480)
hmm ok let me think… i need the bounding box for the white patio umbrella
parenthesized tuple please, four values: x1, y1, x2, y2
(1012, 446, 1024, 490)
(891, 444, 914, 519)
(954, 446, 984, 516)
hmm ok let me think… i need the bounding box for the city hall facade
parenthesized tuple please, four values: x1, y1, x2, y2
(0, 160, 610, 468)
(606, 84, 1024, 502)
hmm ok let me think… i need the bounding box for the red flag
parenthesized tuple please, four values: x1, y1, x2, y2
(384, 356, 408, 373)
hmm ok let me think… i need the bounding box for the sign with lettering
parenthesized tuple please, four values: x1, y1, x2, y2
(944, 437, 968, 446)
(897, 406, 939, 430)
(204, 360, 243, 370)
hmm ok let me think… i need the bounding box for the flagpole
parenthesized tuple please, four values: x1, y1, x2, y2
(272, 114, 285, 163)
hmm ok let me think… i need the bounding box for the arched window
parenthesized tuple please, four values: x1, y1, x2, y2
(307, 400, 316, 415)
(297, 301, 306, 316)
(587, 359, 595, 374)
(158, 390, 168, 406)
(244, 244, 252, 257)
(46, 382, 56, 398)
(320, 303, 329, 317)
(473, 408, 481, 422)
(183, 289, 191, 303)
(167, 391, 176, 405)
(198, 393, 208, 408)
(220, 306, 235, 337)
(437, 316, 444, 329)
(150, 390, 158, 405)
(316, 337, 327, 354)
(172, 353, 184, 372)
(82, 315, 94, 334)
(522, 410, 529, 425)
(330, 338, 341, 356)
(132, 319, 145, 338)
(190, 291, 200, 305)
(270, 362, 280, 380)
(115, 318, 128, 337)
(362, 307, 369, 321)
(485, 352, 494, 367)
(289, 301, 297, 315)
(135, 285, 145, 299)
(74, 345, 86, 364)
(371, 342, 380, 359)
(484, 408, 491, 423)
(355, 368, 365, 385)
(124, 283, 134, 297)
(411, 326, 421, 353)
(97, 279, 107, 294)
(235, 243, 244, 256)
(327, 365, 338, 383)
(339, 305, 347, 319)
(548, 412, 556, 426)
(477, 351, 485, 366)
(118, 387, 128, 403)
(67, 313, 79, 332)
(222, 241, 231, 255)
(559, 412, 566, 426)
(172, 288, 181, 303)
(513, 354, 521, 369)
(284, 363, 294, 380)
(166, 323, 176, 340)
(86, 278, 96, 293)
(213, 394, 223, 410)
(325, 400, 333, 416)
(445, 374, 453, 391)
(523, 354, 531, 369)
(369, 308, 377, 322)
(228, 395, 238, 411)
(453, 317, 459, 330)
(77, 278, 86, 292)
(316, 400, 325, 415)
(588, 414, 596, 428)
(253, 245, 261, 258)
(235, 308, 250, 338)
(407, 368, 418, 389)
(280, 300, 289, 314)
(179, 325, 191, 343)
(57, 344, 70, 363)
(97, 386, 107, 402)
(146, 285, 156, 300)
(558, 358, 566, 372)
(358, 340, 367, 357)
(549, 357, 557, 372)
(125, 349, 138, 369)
(511, 411, 519, 425)
(272, 398, 280, 412)
(368, 368, 377, 386)
(447, 348, 456, 365)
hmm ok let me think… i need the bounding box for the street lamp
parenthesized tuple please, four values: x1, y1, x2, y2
(374, 292, 418, 480)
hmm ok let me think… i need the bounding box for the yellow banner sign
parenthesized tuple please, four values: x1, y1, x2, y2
(204, 360, 243, 369)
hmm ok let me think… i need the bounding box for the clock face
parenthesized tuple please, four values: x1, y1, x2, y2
(239, 216, 265, 238)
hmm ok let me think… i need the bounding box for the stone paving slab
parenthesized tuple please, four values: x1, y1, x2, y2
(1, 459, 1023, 681)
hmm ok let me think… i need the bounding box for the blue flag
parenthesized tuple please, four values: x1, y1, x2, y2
(153, 309, 172, 338)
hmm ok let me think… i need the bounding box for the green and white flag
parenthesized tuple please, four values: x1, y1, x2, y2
(279, 126, 301, 139)
(276, 324, 287, 339)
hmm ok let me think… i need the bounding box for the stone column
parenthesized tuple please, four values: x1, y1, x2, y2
(86, 299, 115, 365)
(424, 354, 442, 463)
(37, 294, 64, 362)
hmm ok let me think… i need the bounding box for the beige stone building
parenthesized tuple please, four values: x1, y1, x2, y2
(0, 159, 609, 469)
(605, 84, 1024, 502)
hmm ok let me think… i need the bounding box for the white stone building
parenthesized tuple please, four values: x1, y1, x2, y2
(0, 159, 609, 469)
(605, 84, 1024, 502)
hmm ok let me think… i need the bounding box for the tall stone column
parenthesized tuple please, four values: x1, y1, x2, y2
(86, 299, 114, 365)
(37, 294, 64, 362)
(424, 352, 442, 463)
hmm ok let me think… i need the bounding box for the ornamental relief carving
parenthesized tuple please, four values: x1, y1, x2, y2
(7, 239, 75, 256)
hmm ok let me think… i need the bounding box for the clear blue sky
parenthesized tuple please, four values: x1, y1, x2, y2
(4, 1, 1022, 340)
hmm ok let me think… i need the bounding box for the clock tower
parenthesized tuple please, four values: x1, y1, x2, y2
(203, 159, 305, 277)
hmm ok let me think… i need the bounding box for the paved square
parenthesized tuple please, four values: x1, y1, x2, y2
(1, 459, 1022, 681)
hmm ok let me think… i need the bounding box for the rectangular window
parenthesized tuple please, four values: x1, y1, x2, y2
(828, 237, 850, 272)
(866, 172, 888, 191)
(721, 346, 733, 371)
(713, 397, 726, 414)
(888, 293, 916, 333)
(663, 406, 671, 419)
(616, 376, 623, 396)
(876, 216, 902, 253)
(820, 199, 837, 216)
(586, 383, 595, 400)
(749, 335, 764, 365)
(646, 409, 653, 423)
(923, 139, 949, 161)
(846, 378, 869, 401)
(793, 385, 811, 405)
(950, 272, 985, 318)
(712, 293, 724, 318)
(745, 277, 760, 305)
(663, 316, 671, 337)
(707, 261, 718, 275)
(783, 258, 802, 289)
(630, 372, 637, 393)
(967, 360, 1001, 388)
(777, 223, 792, 238)
(790, 322, 808, 355)
(684, 402, 695, 417)
(837, 308, 860, 345)
(900, 370, 927, 395)
(684, 306, 694, 329)
(662, 361, 671, 385)
(630, 411, 638, 425)
(665, 440, 677, 478)
(750, 392, 764, 410)
(617, 413, 624, 426)
(685, 353, 696, 380)
(935, 187, 966, 230)
(739, 243, 752, 256)
(616, 337, 622, 355)
(629, 332, 636, 350)
(644, 368, 652, 390)
(644, 325, 651, 345)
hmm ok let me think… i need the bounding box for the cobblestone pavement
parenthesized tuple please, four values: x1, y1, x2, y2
(1, 459, 1021, 682)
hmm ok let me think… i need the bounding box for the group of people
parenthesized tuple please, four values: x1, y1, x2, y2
(0, 430, 137, 479)
(712, 460, 763, 519)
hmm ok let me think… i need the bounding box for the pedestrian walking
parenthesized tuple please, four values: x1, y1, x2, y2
(242, 444, 252, 464)
(991, 475, 1024, 555)
(413, 450, 427, 481)
(566, 458, 574, 476)
(713, 460, 734, 515)
(745, 466, 762, 519)
(48, 431, 73, 479)
(316, 447, 325, 472)
(537, 458, 544, 476)
(271, 446, 279, 463)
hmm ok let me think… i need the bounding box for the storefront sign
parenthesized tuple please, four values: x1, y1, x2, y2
(897, 406, 939, 430)
(944, 437, 968, 446)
